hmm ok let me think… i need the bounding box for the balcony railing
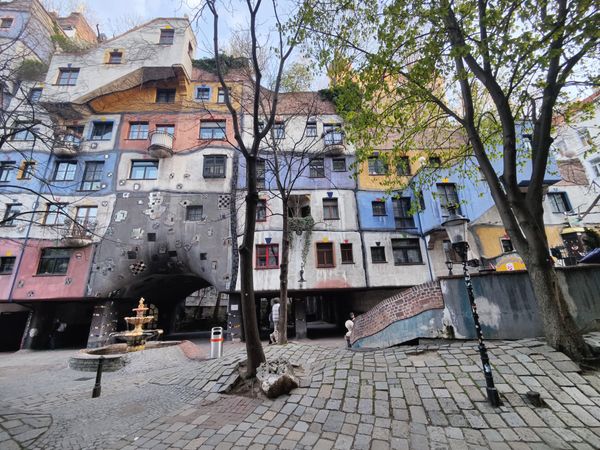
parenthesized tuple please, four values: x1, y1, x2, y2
(61, 220, 96, 247)
(53, 134, 82, 157)
(148, 131, 174, 158)
(323, 129, 345, 155)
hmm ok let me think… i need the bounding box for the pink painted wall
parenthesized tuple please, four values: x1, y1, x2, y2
(0, 239, 24, 300)
(10, 240, 94, 301)
(118, 112, 236, 153)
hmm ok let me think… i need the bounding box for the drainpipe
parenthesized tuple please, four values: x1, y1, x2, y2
(353, 171, 370, 288)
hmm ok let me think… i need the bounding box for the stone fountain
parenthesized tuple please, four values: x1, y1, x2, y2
(110, 298, 163, 352)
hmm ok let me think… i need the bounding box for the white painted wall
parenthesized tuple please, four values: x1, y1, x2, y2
(361, 231, 432, 287)
(116, 148, 235, 193)
(0, 193, 116, 242)
(41, 18, 195, 104)
(235, 229, 367, 292)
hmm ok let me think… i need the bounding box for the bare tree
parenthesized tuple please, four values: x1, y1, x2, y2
(196, 0, 310, 376)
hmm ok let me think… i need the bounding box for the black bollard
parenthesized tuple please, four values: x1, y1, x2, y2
(92, 356, 104, 398)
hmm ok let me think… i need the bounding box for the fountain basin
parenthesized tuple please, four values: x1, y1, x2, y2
(69, 341, 182, 372)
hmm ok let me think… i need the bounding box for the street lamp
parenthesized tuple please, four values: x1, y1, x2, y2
(445, 260, 454, 276)
(442, 205, 501, 407)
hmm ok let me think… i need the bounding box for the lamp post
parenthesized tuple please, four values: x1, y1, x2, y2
(442, 206, 501, 407)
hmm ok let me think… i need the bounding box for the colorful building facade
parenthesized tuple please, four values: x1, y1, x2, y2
(0, 5, 590, 350)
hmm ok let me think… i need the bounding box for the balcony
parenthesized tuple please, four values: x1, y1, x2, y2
(323, 130, 345, 155)
(148, 131, 173, 158)
(61, 221, 96, 247)
(53, 134, 82, 157)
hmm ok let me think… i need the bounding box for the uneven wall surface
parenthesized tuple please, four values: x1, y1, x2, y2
(352, 266, 600, 348)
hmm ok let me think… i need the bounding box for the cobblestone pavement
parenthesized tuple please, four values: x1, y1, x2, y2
(2, 336, 600, 449)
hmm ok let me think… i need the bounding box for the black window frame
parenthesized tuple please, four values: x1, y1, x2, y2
(436, 183, 461, 217)
(371, 201, 387, 216)
(108, 51, 123, 64)
(128, 122, 149, 140)
(44, 202, 68, 226)
(54, 161, 77, 181)
(129, 160, 158, 180)
(548, 192, 571, 213)
(203, 155, 226, 178)
(159, 28, 175, 45)
(57, 68, 79, 86)
(155, 88, 176, 103)
(392, 238, 423, 265)
(368, 157, 388, 175)
(309, 158, 325, 178)
(0, 18, 14, 28)
(90, 121, 113, 141)
(256, 199, 267, 222)
(0, 161, 15, 181)
(80, 161, 104, 191)
(2, 203, 21, 226)
(501, 238, 514, 253)
(392, 197, 416, 229)
(37, 248, 71, 275)
(429, 156, 441, 167)
(370, 246, 386, 263)
(0, 256, 16, 274)
(185, 205, 203, 221)
(306, 121, 317, 137)
(200, 120, 226, 140)
(396, 156, 411, 176)
(340, 243, 354, 264)
(323, 198, 340, 220)
(323, 123, 344, 145)
(332, 158, 346, 172)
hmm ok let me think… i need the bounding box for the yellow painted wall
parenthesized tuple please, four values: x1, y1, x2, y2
(473, 224, 565, 259)
(90, 80, 242, 113)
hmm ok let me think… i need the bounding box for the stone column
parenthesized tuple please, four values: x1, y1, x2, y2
(295, 298, 307, 339)
(21, 303, 53, 349)
(227, 293, 242, 342)
(86, 301, 119, 349)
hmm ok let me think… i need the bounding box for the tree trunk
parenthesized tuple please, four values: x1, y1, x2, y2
(521, 232, 591, 361)
(239, 157, 265, 377)
(278, 199, 290, 345)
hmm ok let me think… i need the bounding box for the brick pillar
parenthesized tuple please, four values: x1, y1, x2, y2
(86, 301, 118, 349)
(295, 298, 307, 339)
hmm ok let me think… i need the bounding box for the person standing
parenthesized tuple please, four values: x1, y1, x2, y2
(269, 299, 280, 345)
(345, 312, 355, 348)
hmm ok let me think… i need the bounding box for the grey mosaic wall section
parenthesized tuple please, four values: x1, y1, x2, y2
(88, 190, 234, 299)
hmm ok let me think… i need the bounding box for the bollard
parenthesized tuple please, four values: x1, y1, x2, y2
(210, 327, 224, 359)
(92, 356, 104, 398)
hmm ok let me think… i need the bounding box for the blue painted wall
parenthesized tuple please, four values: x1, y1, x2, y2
(40, 152, 119, 197)
(237, 154, 357, 191)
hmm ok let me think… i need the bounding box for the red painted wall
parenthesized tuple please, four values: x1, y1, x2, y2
(118, 112, 236, 153)
(9, 240, 94, 301)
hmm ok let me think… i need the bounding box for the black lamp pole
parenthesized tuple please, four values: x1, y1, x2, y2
(453, 241, 501, 407)
(443, 205, 501, 407)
